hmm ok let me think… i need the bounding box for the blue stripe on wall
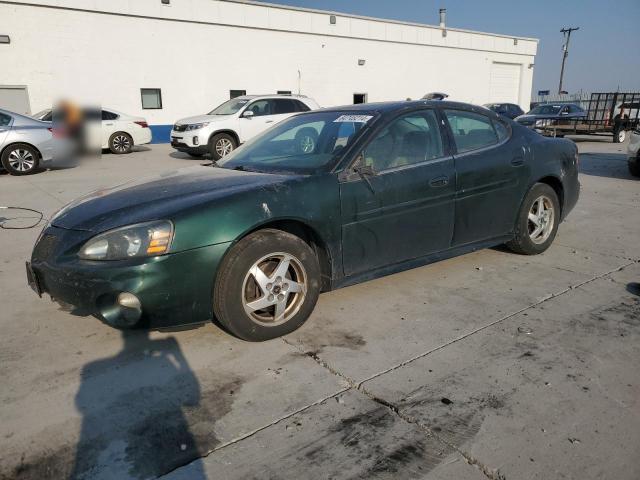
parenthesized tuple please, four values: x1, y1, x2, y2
(149, 125, 173, 144)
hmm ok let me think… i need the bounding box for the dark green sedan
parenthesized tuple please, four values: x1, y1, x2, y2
(27, 101, 579, 341)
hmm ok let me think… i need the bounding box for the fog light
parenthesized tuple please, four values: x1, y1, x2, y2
(193, 136, 199, 145)
(118, 292, 141, 309)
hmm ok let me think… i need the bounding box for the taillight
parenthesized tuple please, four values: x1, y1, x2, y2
(134, 121, 149, 128)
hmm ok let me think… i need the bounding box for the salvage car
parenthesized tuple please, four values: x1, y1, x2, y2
(34, 107, 152, 154)
(27, 101, 580, 341)
(170, 95, 319, 160)
(0, 108, 57, 175)
(515, 103, 586, 133)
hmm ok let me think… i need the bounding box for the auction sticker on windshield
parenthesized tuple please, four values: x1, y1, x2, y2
(333, 115, 374, 123)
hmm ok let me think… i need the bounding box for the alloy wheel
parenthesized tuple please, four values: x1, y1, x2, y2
(528, 195, 555, 245)
(242, 252, 307, 326)
(8, 149, 35, 172)
(299, 135, 315, 153)
(112, 135, 131, 153)
(215, 138, 234, 157)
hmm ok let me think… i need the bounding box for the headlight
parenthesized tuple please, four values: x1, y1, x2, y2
(79, 221, 174, 261)
(186, 122, 210, 131)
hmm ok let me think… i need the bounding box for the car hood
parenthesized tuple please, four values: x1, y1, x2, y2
(174, 114, 232, 126)
(51, 166, 292, 232)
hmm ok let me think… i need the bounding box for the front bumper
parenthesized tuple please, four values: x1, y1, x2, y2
(29, 225, 231, 328)
(170, 129, 209, 152)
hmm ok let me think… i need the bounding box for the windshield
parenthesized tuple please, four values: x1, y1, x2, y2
(208, 98, 250, 115)
(528, 105, 563, 115)
(218, 111, 376, 174)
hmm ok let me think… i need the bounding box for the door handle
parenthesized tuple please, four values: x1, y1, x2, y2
(104, 123, 114, 126)
(429, 176, 449, 187)
(265, 120, 274, 124)
(511, 157, 525, 166)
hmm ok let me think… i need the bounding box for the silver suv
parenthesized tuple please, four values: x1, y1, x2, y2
(171, 95, 320, 160)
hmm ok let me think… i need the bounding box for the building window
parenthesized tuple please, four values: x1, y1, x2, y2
(277, 90, 292, 95)
(353, 93, 368, 104)
(141, 88, 162, 109)
(230, 90, 246, 99)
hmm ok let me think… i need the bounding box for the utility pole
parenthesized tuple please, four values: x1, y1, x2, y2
(558, 27, 579, 94)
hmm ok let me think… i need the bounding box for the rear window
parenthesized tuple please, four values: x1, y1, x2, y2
(0, 112, 12, 126)
(445, 110, 498, 153)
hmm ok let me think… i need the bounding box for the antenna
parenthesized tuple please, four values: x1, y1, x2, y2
(558, 27, 579, 95)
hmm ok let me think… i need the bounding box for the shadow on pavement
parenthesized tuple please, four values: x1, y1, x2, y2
(579, 152, 637, 180)
(69, 330, 207, 480)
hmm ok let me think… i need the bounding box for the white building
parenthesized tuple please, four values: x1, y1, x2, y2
(0, 0, 538, 142)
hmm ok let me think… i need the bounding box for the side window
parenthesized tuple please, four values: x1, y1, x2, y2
(444, 110, 498, 153)
(364, 110, 443, 171)
(102, 110, 118, 121)
(493, 119, 510, 142)
(294, 100, 311, 112)
(0, 112, 13, 126)
(246, 100, 272, 117)
(272, 99, 298, 115)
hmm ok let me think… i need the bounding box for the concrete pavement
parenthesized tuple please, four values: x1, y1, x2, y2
(0, 139, 638, 480)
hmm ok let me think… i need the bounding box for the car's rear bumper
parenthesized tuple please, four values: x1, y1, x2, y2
(29, 226, 231, 328)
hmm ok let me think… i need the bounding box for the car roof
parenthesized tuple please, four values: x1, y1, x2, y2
(0, 108, 47, 126)
(236, 95, 312, 101)
(317, 100, 494, 115)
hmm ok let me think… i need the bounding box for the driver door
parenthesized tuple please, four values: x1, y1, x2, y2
(339, 110, 456, 277)
(239, 99, 275, 142)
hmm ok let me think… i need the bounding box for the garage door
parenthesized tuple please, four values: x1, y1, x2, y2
(0, 86, 31, 115)
(489, 63, 521, 104)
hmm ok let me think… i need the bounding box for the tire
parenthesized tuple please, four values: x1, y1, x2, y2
(209, 133, 237, 161)
(506, 183, 560, 255)
(613, 127, 626, 144)
(295, 128, 319, 154)
(109, 132, 133, 154)
(214, 229, 321, 341)
(629, 157, 640, 177)
(1, 143, 40, 175)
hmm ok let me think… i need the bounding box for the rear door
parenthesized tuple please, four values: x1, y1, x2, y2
(443, 109, 526, 246)
(340, 109, 455, 276)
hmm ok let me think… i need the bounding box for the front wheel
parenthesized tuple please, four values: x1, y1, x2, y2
(209, 133, 237, 161)
(506, 183, 560, 255)
(213, 229, 321, 341)
(613, 127, 627, 143)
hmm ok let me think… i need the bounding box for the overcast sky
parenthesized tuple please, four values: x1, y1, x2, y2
(256, 0, 640, 95)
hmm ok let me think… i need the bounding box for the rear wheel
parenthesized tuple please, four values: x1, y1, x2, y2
(507, 183, 560, 255)
(109, 132, 133, 154)
(1, 143, 40, 175)
(209, 133, 237, 161)
(295, 128, 318, 154)
(213, 229, 321, 341)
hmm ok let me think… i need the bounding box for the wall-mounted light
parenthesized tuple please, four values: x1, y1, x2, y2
(441, 30, 447, 38)
(514, 38, 518, 46)
(0, 35, 10, 44)
(161, 0, 170, 5)
(358, 59, 366, 66)
(330, 15, 336, 25)
(528, 63, 535, 69)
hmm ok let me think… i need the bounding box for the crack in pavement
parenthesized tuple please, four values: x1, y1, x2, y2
(161, 259, 638, 479)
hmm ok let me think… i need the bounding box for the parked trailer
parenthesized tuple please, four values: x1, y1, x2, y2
(538, 92, 640, 143)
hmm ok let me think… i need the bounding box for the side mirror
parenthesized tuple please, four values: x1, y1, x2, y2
(242, 110, 254, 119)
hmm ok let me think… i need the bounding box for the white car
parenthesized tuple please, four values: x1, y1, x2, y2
(171, 95, 320, 160)
(33, 108, 152, 154)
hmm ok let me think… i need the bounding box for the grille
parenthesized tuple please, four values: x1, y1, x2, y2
(32, 233, 58, 261)
(173, 124, 187, 132)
